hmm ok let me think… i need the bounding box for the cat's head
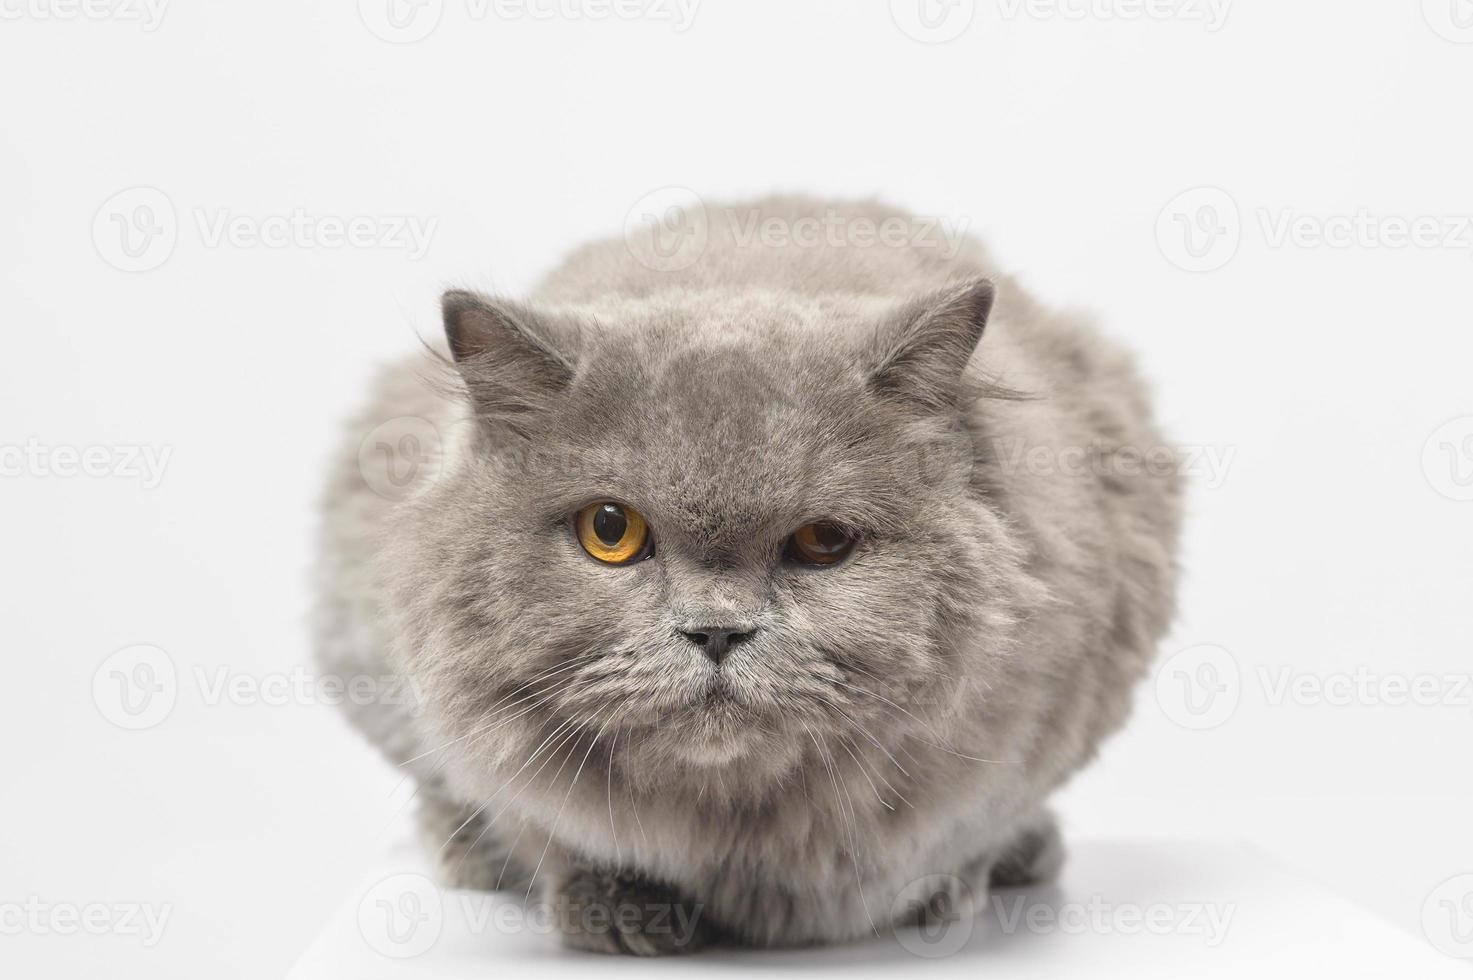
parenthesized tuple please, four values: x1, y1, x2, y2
(395, 280, 1029, 791)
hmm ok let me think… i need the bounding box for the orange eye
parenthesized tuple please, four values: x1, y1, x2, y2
(786, 522, 856, 567)
(576, 501, 653, 565)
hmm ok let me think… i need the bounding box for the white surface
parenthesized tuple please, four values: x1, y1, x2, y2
(3, 2, 1471, 978)
(289, 838, 1470, 978)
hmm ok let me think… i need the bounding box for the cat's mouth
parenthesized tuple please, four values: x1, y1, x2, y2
(696, 672, 770, 720)
(609, 672, 777, 765)
(679, 674, 765, 730)
(702, 674, 737, 708)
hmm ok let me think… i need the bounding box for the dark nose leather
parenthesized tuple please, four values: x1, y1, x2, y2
(679, 626, 757, 664)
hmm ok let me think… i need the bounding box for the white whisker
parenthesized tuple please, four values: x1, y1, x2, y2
(451, 718, 585, 879)
(523, 712, 611, 907)
(400, 656, 594, 767)
(808, 729, 879, 938)
(832, 677, 1019, 765)
(837, 734, 895, 812)
(606, 727, 622, 870)
(437, 714, 578, 855)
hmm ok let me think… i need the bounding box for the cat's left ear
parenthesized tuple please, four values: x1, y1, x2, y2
(864, 277, 995, 413)
(441, 289, 581, 435)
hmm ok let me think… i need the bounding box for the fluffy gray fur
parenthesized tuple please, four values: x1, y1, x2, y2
(315, 197, 1181, 954)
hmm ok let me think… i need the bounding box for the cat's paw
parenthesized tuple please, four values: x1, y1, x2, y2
(988, 813, 1064, 889)
(552, 867, 714, 956)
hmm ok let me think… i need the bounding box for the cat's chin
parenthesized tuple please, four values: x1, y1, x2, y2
(663, 697, 772, 769)
(669, 727, 763, 768)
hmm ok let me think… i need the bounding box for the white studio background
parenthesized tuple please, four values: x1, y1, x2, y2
(2, 1, 1471, 977)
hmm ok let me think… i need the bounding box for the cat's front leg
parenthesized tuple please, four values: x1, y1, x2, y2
(900, 812, 1065, 936)
(547, 863, 717, 956)
(987, 812, 1064, 890)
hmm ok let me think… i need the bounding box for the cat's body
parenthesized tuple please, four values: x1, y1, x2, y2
(316, 197, 1181, 953)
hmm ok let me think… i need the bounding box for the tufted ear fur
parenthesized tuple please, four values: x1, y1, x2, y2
(865, 277, 995, 413)
(441, 290, 580, 436)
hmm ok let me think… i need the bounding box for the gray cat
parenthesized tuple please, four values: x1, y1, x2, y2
(315, 197, 1181, 955)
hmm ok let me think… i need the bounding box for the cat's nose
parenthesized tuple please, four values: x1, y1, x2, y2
(678, 626, 758, 665)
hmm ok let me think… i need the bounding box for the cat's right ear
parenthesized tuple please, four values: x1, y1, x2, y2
(863, 277, 995, 414)
(441, 290, 579, 434)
